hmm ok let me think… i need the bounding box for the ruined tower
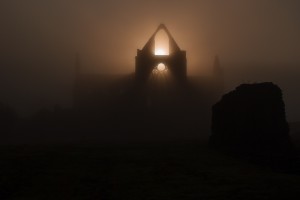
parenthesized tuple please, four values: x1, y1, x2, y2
(135, 24, 187, 84)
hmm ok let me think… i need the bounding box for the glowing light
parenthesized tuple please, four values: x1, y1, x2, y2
(157, 63, 166, 71)
(155, 29, 169, 55)
(155, 49, 167, 55)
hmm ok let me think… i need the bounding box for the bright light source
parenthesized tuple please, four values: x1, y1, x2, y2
(157, 63, 166, 71)
(155, 29, 169, 55)
(155, 49, 167, 55)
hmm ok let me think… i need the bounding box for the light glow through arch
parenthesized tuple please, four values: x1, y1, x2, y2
(155, 49, 167, 55)
(155, 29, 169, 55)
(157, 63, 166, 71)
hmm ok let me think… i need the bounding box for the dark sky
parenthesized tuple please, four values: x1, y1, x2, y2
(0, 0, 300, 120)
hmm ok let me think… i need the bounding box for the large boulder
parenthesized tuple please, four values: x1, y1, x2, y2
(210, 82, 293, 156)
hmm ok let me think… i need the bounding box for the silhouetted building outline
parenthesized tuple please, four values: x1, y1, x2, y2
(73, 24, 224, 115)
(135, 24, 187, 84)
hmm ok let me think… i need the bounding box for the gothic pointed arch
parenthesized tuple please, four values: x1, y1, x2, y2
(135, 24, 187, 84)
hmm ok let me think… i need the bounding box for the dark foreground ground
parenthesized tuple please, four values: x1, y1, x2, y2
(1, 141, 300, 200)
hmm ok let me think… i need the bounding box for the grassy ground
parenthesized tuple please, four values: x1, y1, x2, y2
(0, 142, 300, 200)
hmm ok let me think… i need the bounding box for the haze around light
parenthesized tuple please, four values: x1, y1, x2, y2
(1, 0, 300, 121)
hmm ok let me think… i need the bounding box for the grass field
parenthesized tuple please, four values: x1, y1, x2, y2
(0, 142, 300, 200)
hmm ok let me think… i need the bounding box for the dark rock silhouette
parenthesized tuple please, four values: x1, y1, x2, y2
(210, 82, 293, 157)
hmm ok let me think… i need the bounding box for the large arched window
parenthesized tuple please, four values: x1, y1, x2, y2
(155, 29, 169, 55)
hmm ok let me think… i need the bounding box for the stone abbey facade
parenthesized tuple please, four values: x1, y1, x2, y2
(73, 24, 222, 114)
(72, 24, 224, 141)
(135, 24, 187, 84)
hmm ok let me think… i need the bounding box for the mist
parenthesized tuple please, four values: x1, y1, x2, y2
(0, 0, 300, 120)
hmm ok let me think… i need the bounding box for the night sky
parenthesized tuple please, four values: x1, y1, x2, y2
(0, 0, 300, 120)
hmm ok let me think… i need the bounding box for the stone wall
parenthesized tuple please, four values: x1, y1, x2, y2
(210, 82, 293, 156)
